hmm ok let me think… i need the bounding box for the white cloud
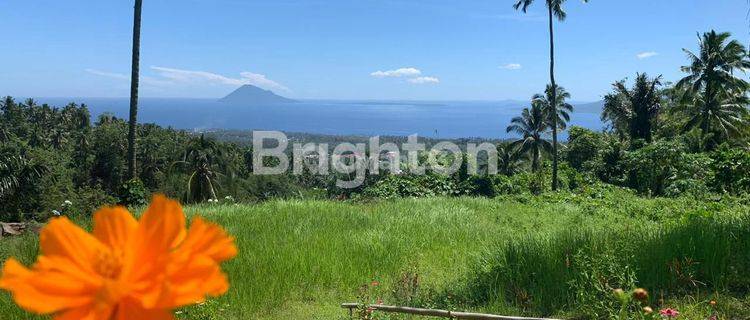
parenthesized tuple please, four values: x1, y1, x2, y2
(85, 69, 129, 80)
(370, 67, 422, 78)
(85, 68, 172, 87)
(370, 67, 439, 85)
(151, 66, 290, 92)
(499, 63, 522, 70)
(238, 72, 290, 92)
(636, 51, 658, 59)
(86, 66, 290, 93)
(408, 76, 440, 84)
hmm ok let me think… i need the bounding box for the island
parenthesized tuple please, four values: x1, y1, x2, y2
(219, 84, 297, 105)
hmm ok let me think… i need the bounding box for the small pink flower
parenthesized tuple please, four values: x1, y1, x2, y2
(371, 280, 380, 287)
(660, 308, 679, 318)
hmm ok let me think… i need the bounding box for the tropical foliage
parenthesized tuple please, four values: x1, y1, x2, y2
(514, 0, 590, 190)
(676, 30, 750, 149)
(602, 73, 663, 143)
(506, 102, 553, 172)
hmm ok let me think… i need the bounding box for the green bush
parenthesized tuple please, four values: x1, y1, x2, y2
(587, 136, 628, 185)
(622, 140, 712, 196)
(66, 185, 118, 217)
(566, 126, 604, 170)
(709, 144, 750, 194)
(118, 178, 149, 207)
(240, 174, 304, 202)
(359, 174, 460, 199)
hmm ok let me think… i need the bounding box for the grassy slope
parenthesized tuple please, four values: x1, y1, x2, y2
(0, 195, 748, 319)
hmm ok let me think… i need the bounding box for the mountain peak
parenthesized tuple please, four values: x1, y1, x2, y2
(219, 85, 296, 105)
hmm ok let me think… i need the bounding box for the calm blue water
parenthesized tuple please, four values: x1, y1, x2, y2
(36, 98, 603, 139)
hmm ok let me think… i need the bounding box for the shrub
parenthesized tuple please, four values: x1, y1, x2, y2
(587, 136, 628, 185)
(66, 185, 118, 218)
(240, 174, 304, 202)
(359, 174, 459, 199)
(709, 144, 750, 194)
(622, 140, 712, 196)
(566, 126, 604, 171)
(118, 178, 149, 207)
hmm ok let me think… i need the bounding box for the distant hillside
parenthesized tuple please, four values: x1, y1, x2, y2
(574, 100, 604, 114)
(219, 85, 296, 105)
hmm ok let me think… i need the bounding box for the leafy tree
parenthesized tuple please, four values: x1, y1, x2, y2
(0, 155, 47, 200)
(566, 126, 602, 170)
(677, 30, 750, 149)
(90, 118, 128, 193)
(514, 0, 589, 190)
(709, 144, 750, 194)
(622, 140, 712, 196)
(506, 102, 552, 172)
(587, 135, 627, 185)
(602, 73, 663, 143)
(176, 135, 225, 203)
(127, 0, 143, 179)
(497, 142, 524, 176)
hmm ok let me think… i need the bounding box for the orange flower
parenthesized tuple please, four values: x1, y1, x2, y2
(0, 194, 237, 320)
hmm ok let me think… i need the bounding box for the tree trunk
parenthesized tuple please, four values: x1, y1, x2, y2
(127, 0, 143, 180)
(548, 5, 559, 191)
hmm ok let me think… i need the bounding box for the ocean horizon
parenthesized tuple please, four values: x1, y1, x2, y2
(32, 97, 604, 139)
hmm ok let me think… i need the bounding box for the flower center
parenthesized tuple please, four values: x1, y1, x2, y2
(93, 249, 123, 279)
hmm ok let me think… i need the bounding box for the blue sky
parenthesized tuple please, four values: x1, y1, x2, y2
(0, 0, 748, 101)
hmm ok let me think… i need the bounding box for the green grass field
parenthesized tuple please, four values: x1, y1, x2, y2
(2, 191, 750, 319)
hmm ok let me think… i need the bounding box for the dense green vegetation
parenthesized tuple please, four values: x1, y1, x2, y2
(1, 30, 749, 220)
(2, 191, 750, 319)
(1, 7, 750, 317)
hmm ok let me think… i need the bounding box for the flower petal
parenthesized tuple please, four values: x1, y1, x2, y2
(181, 217, 237, 263)
(53, 306, 97, 320)
(160, 255, 229, 308)
(39, 217, 107, 275)
(1, 259, 94, 314)
(123, 194, 186, 280)
(114, 297, 175, 320)
(0, 259, 32, 290)
(93, 206, 137, 250)
(133, 194, 186, 253)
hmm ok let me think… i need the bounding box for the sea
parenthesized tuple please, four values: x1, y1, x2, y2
(35, 98, 604, 139)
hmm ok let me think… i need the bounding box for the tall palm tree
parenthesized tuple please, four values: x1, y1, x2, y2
(602, 73, 663, 143)
(677, 30, 750, 149)
(533, 84, 574, 131)
(127, 0, 143, 179)
(513, 0, 589, 190)
(506, 102, 553, 172)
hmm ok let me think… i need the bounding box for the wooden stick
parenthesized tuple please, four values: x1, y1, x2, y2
(340, 303, 562, 320)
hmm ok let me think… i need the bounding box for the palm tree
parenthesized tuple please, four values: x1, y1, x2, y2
(496, 142, 524, 176)
(174, 135, 225, 203)
(0, 155, 47, 199)
(513, 0, 589, 190)
(533, 84, 574, 133)
(676, 30, 750, 149)
(127, 0, 143, 179)
(602, 73, 663, 143)
(506, 102, 553, 172)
